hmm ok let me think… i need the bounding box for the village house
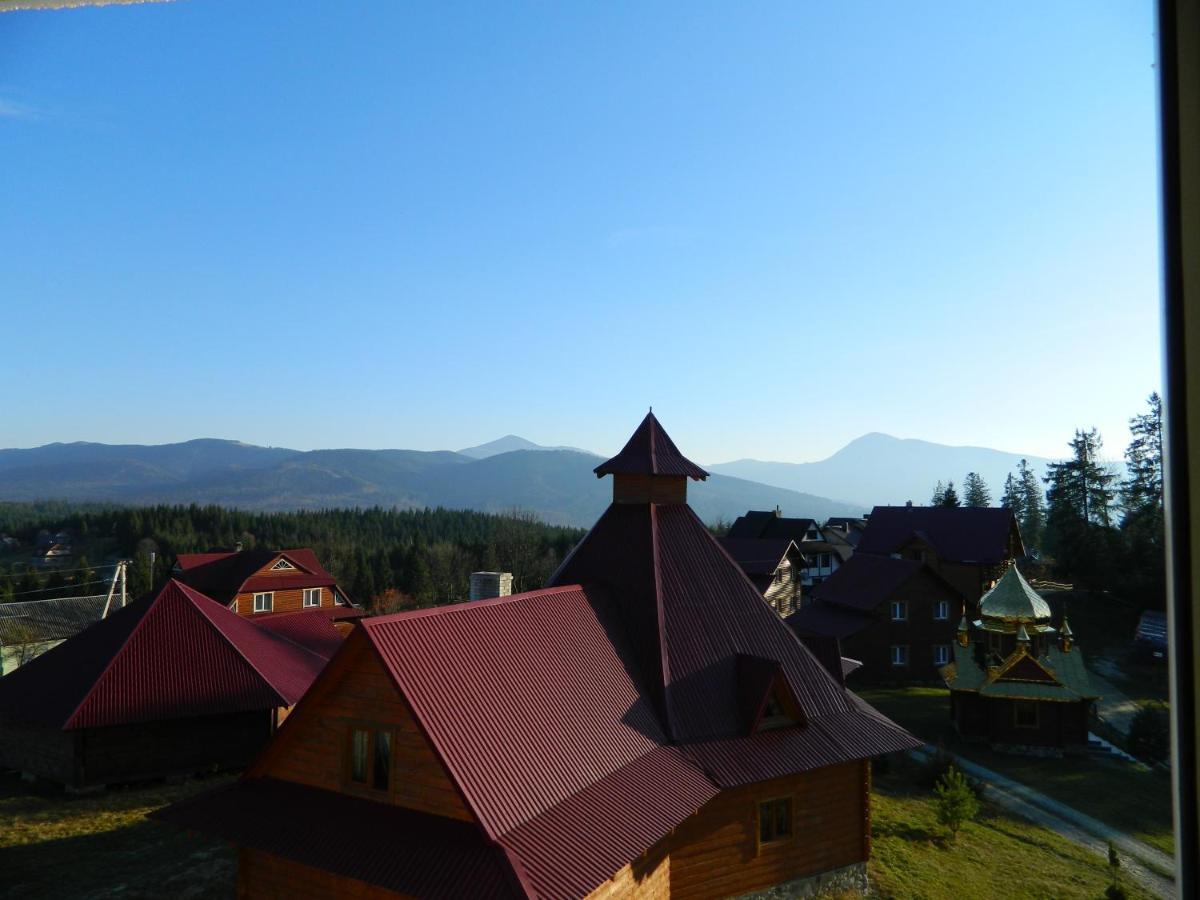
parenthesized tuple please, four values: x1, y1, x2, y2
(786, 554, 965, 682)
(174, 546, 354, 616)
(726, 510, 853, 586)
(0, 579, 355, 789)
(941, 566, 1097, 755)
(158, 414, 919, 900)
(855, 504, 1023, 609)
(718, 537, 803, 616)
(0, 593, 109, 675)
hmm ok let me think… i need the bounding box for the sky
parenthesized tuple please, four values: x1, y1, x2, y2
(0, 1, 1162, 464)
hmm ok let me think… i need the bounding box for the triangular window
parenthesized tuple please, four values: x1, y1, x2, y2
(270, 558, 297, 571)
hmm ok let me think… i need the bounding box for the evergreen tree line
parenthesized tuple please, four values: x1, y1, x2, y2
(0, 504, 585, 610)
(927, 393, 1165, 606)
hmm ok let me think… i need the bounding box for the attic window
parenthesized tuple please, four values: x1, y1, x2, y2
(347, 726, 393, 792)
(270, 559, 297, 571)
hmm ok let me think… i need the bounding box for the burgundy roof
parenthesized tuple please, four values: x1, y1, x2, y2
(857, 505, 1022, 563)
(593, 412, 708, 480)
(717, 537, 798, 575)
(174, 548, 338, 604)
(0, 580, 328, 729)
(810, 553, 958, 612)
(727, 512, 817, 541)
(786, 603, 874, 640)
(249, 607, 354, 660)
(152, 777, 524, 899)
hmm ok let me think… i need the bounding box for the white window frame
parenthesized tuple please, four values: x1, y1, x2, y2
(303, 587, 321, 608)
(934, 599, 950, 620)
(891, 645, 909, 667)
(270, 558, 296, 571)
(253, 591, 274, 613)
(934, 644, 951, 666)
(891, 600, 908, 622)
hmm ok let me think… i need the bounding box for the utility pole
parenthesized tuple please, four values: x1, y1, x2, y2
(101, 560, 130, 619)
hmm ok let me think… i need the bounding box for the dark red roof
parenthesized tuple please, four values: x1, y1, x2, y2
(857, 505, 1023, 564)
(786, 603, 874, 640)
(250, 607, 356, 660)
(174, 548, 339, 604)
(717, 537, 798, 576)
(809, 553, 958, 612)
(152, 777, 524, 900)
(593, 412, 708, 480)
(727, 511, 817, 541)
(0, 580, 328, 729)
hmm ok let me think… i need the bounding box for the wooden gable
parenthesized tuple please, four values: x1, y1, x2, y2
(250, 630, 474, 823)
(256, 553, 311, 577)
(995, 652, 1059, 685)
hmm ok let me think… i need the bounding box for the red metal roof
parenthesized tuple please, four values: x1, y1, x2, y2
(717, 537, 798, 575)
(152, 777, 525, 899)
(857, 505, 1023, 564)
(174, 548, 339, 604)
(0, 580, 329, 729)
(809, 553, 953, 612)
(251, 607, 360, 659)
(592, 411, 708, 480)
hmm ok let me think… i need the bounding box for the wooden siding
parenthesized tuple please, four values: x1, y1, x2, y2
(238, 848, 413, 900)
(663, 760, 869, 900)
(254, 635, 473, 822)
(233, 586, 333, 617)
(586, 847, 670, 900)
(613, 474, 688, 505)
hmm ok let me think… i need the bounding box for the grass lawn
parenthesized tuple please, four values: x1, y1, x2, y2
(0, 773, 235, 899)
(869, 763, 1157, 899)
(859, 686, 1176, 857)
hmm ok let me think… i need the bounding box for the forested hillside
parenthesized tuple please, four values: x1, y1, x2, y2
(0, 503, 584, 611)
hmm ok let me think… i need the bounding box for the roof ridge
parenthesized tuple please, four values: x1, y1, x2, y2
(362, 584, 586, 626)
(179, 581, 301, 705)
(649, 504, 675, 740)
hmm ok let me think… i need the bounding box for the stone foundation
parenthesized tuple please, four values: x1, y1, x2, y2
(733, 862, 868, 899)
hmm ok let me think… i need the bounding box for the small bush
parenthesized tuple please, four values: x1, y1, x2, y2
(1128, 702, 1171, 762)
(934, 765, 980, 841)
(918, 746, 985, 800)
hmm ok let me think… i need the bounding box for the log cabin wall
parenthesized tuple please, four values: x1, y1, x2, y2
(585, 847, 671, 899)
(237, 849, 413, 900)
(233, 586, 333, 617)
(256, 642, 473, 822)
(0, 716, 76, 785)
(663, 760, 869, 900)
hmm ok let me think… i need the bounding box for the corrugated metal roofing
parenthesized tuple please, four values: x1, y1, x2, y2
(592, 412, 708, 480)
(0, 580, 330, 729)
(152, 777, 524, 899)
(250, 607, 352, 660)
(717, 537, 798, 575)
(857, 505, 1022, 563)
(174, 548, 338, 604)
(786, 603, 874, 640)
(809, 553, 959, 612)
(0, 593, 108, 645)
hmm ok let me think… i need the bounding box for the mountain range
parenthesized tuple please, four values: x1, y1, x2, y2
(0, 439, 861, 527)
(706, 433, 1056, 508)
(0, 432, 1063, 527)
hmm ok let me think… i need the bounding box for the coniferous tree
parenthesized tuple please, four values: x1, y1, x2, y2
(1017, 459, 1045, 551)
(1002, 473, 1024, 515)
(962, 472, 992, 508)
(931, 481, 947, 506)
(940, 481, 961, 507)
(1121, 393, 1165, 606)
(1044, 429, 1119, 584)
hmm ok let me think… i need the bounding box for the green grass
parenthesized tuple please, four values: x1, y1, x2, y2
(859, 686, 1177, 857)
(869, 765, 1157, 899)
(0, 774, 235, 899)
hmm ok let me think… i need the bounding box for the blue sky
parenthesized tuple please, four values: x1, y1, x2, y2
(0, 1, 1161, 464)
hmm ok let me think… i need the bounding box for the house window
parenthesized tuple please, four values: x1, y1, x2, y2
(270, 558, 296, 571)
(934, 599, 950, 620)
(1014, 701, 1039, 730)
(891, 645, 909, 667)
(890, 601, 907, 622)
(758, 796, 793, 845)
(347, 726, 392, 791)
(253, 592, 274, 613)
(820, 553, 831, 568)
(934, 644, 951, 666)
(303, 587, 321, 607)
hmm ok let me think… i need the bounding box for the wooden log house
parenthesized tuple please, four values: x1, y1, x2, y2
(0, 579, 352, 789)
(174, 547, 354, 617)
(158, 414, 920, 899)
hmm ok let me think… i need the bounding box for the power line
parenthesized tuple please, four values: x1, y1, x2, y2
(0, 562, 121, 580)
(2, 578, 115, 598)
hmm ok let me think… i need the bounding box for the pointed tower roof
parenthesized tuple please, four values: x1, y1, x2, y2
(593, 411, 709, 480)
(980, 565, 1052, 622)
(1016, 623, 1031, 643)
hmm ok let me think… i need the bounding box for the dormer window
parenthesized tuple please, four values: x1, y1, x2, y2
(270, 558, 297, 571)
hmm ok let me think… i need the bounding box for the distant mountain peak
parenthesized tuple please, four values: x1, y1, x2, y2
(458, 435, 596, 460)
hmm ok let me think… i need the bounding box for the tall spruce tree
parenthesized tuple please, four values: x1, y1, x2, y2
(1043, 429, 1118, 583)
(1121, 393, 1165, 606)
(1017, 459, 1045, 551)
(1002, 473, 1024, 515)
(963, 472, 992, 508)
(931, 481, 947, 506)
(941, 481, 961, 507)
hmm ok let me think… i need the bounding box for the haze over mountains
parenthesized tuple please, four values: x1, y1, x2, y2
(0, 432, 1060, 527)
